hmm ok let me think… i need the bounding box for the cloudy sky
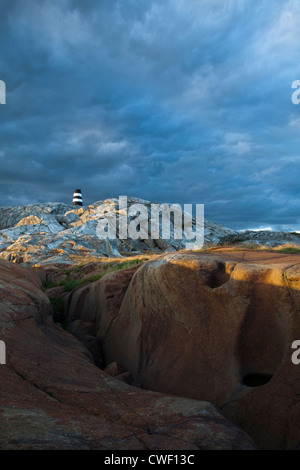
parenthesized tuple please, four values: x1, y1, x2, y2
(0, 0, 300, 230)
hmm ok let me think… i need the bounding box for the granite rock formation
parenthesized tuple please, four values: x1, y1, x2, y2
(0, 199, 236, 265)
(220, 230, 300, 247)
(0, 258, 256, 450)
(66, 251, 300, 449)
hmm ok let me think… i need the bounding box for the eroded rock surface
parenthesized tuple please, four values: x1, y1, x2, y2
(68, 251, 300, 449)
(220, 230, 300, 247)
(0, 199, 237, 265)
(0, 258, 255, 450)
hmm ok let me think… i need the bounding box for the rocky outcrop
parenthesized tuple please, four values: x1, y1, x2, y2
(66, 265, 139, 330)
(220, 230, 300, 247)
(67, 251, 300, 449)
(1, 199, 299, 266)
(0, 199, 236, 265)
(0, 258, 255, 450)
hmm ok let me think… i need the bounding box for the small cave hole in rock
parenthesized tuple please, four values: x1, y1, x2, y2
(242, 373, 273, 387)
(207, 262, 230, 288)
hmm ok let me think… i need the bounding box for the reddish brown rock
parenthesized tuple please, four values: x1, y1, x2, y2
(0, 258, 255, 450)
(104, 361, 127, 377)
(45, 285, 65, 299)
(115, 371, 133, 384)
(66, 320, 96, 335)
(90, 251, 300, 449)
(32, 263, 72, 284)
(66, 265, 138, 329)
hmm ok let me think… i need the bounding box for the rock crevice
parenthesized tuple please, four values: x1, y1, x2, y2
(65, 251, 300, 449)
(0, 258, 256, 450)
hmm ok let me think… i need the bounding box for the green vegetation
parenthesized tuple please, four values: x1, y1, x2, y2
(42, 257, 148, 331)
(61, 278, 83, 292)
(42, 257, 145, 293)
(275, 247, 300, 254)
(193, 243, 300, 254)
(41, 281, 56, 291)
(112, 259, 143, 270)
(61, 259, 143, 291)
(61, 273, 104, 292)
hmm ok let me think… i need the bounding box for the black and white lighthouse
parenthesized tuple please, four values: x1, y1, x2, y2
(73, 189, 83, 206)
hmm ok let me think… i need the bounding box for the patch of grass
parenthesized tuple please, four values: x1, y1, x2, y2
(240, 242, 264, 250)
(84, 273, 105, 283)
(42, 257, 147, 294)
(42, 281, 56, 291)
(218, 242, 266, 251)
(274, 247, 300, 254)
(61, 272, 106, 292)
(193, 243, 300, 254)
(61, 278, 82, 292)
(193, 244, 263, 253)
(60, 259, 144, 292)
(114, 259, 142, 270)
(65, 263, 85, 274)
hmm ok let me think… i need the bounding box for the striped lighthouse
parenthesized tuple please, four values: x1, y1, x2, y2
(73, 189, 83, 206)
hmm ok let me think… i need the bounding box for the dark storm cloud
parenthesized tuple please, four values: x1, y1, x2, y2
(0, 0, 300, 229)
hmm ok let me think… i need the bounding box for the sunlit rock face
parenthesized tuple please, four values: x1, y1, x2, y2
(0, 199, 237, 264)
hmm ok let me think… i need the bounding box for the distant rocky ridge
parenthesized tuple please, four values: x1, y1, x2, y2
(0, 198, 236, 265)
(0, 198, 299, 265)
(220, 230, 300, 247)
